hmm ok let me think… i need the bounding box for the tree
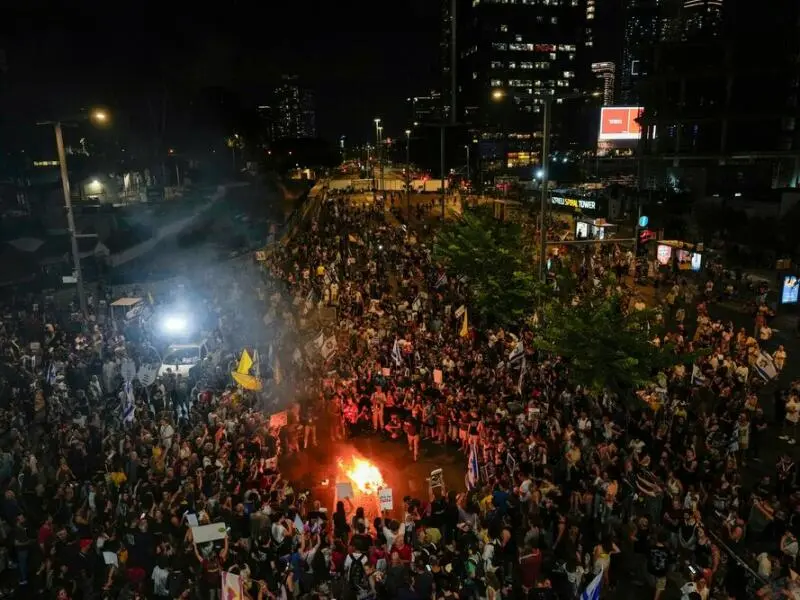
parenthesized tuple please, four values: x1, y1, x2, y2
(434, 205, 538, 326)
(532, 291, 694, 406)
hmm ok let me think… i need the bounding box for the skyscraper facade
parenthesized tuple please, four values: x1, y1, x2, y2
(621, 0, 673, 103)
(274, 75, 316, 140)
(591, 62, 616, 106)
(453, 0, 595, 175)
(639, 0, 800, 193)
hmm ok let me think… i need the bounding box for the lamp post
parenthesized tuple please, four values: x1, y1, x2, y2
(405, 129, 412, 219)
(39, 109, 109, 319)
(491, 89, 600, 281)
(373, 118, 381, 200)
(465, 144, 471, 187)
(377, 125, 384, 195)
(538, 97, 552, 283)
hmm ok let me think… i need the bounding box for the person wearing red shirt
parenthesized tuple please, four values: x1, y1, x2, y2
(520, 545, 543, 591)
(37, 516, 54, 550)
(393, 538, 412, 563)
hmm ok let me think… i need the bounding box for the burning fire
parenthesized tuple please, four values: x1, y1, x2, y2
(337, 456, 385, 493)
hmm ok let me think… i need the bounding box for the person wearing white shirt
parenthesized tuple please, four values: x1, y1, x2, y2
(783, 395, 800, 445)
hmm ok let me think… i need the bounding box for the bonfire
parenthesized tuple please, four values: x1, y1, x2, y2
(337, 456, 385, 493)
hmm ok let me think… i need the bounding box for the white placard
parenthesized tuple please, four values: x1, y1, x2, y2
(185, 512, 199, 527)
(102, 551, 119, 567)
(378, 487, 393, 511)
(191, 522, 227, 544)
(336, 482, 354, 500)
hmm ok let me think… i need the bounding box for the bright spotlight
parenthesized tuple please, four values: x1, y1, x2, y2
(536, 170, 544, 179)
(162, 315, 188, 333)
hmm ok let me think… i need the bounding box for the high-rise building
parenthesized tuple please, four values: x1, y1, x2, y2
(639, 0, 800, 194)
(257, 105, 274, 144)
(274, 75, 316, 140)
(621, 0, 675, 103)
(682, 0, 724, 39)
(407, 91, 445, 126)
(451, 0, 596, 175)
(591, 62, 616, 106)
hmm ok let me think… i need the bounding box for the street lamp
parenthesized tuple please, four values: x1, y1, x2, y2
(491, 89, 506, 101)
(464, 144, 471, 187)
(37, 109, 110, 319)
(373, 119, 381, 199)
(405, 129, 412, 218)
(377, 125, 384, 194)
(537, 90, 602, 282)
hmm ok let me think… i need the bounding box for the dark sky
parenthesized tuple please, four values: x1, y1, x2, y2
(2, 0, 441, 145)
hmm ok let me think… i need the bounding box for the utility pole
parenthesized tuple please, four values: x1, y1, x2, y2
(538, 97, 552, 283)
(440, 126, 446, 220)
(373, 118, 381, 202)
(465, 144, 471, 185)
(54, 121, 88, 318)
(405, 129, 412, 220)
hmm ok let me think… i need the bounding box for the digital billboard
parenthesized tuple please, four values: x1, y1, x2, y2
(782, 275, 799, 304)
(598, 107, 644, 141)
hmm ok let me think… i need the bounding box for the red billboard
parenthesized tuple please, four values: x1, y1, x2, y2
(598, 106, 643, 141)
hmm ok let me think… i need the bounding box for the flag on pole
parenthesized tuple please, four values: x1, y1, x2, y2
(754, 350, 778, 381)
(392, 338, 403, 367)
(46, 362, 57, 386)
(236, 350, 253, 375)
(581, 568, 603, 600)
(459, 310, 469, 338)
(467, 442, 479, 489)
(509, 339, 524, 366)
(122, 380, 136, 424)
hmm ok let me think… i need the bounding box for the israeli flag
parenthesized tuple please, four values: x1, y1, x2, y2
(467, 442, 479, 489)
(509, 339, 524, 366)
(581, 568, 603, 600)
(46, 362, 58, 385)
(122, 381, 136, 424)
(392, 338, 403, 367)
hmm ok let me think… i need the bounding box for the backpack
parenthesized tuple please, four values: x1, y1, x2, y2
(347, 553, 368, 591)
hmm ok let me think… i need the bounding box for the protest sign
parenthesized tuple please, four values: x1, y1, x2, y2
(269, 411, 288, 428)
(379, 488, 394, 511)
(336, 482, 354, 500)
(191, 522, 227, 544)
(222, 571, 244, 600)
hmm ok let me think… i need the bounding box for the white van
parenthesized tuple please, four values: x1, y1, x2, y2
(158, 341, 209, 377)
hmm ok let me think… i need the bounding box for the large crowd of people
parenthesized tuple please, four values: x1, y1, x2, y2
(0, 188, 796, 600)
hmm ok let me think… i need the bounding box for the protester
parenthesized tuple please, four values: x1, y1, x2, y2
(0, 188, 793, 600)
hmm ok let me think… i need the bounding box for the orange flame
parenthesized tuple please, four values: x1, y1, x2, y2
(337, 456, 385, 493)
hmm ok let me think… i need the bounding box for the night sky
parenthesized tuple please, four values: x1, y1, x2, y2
(2, 0, 441, 145)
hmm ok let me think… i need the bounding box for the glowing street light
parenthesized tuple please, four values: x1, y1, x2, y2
(90, 109, 109, 124)
(491, 89, 506, 101)
(37, 107, 112, 318)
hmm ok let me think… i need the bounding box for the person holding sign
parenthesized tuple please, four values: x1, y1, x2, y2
(193, 533, 229, 599)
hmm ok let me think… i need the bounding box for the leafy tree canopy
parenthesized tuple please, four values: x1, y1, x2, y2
(434, 206, 538, 326)
(532, 290, 699, 406)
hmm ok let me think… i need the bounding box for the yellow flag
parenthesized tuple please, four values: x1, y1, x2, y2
(237, 350, 253, 374)
(460, 309, 469, 337)
(231, 371, 263, 391)
(274, 355, 283, 385)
